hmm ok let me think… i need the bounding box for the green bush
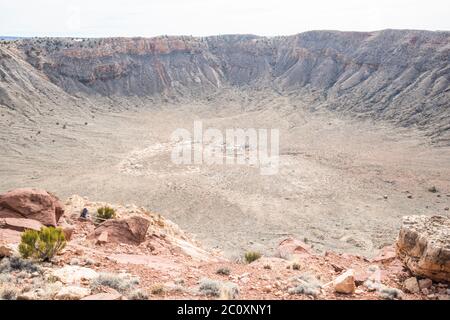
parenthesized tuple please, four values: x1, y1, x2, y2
(18, 227, 66, 262)
(96, 206, 116, 222)
(244, 251, 261, 264)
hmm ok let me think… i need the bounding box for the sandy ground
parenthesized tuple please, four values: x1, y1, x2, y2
(1, 98, 449, 258)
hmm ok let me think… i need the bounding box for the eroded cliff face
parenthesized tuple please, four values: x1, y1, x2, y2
(0, 30, 449, 140)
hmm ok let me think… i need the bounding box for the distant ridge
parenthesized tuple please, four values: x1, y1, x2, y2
(0, 30, 449, 142)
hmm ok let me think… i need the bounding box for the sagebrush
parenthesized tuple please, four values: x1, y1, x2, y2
(244, 251, 261, 264)
(96, 206, 117, 222)
(18, 227, 66, 262)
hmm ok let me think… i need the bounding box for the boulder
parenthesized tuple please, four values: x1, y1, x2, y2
(0, 188, 64, 226)
(55, 286, 91, 300)
(276, 237, 312, 260)
(396, 215, 450, 282)
(52, 266, 99, 284)
(89, 216, 150, 245)
(333, 269, 356, 294)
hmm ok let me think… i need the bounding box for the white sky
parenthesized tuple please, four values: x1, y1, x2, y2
(1, 0, 449, 37)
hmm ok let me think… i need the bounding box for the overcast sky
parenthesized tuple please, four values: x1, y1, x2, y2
(1, 0, 449, 37)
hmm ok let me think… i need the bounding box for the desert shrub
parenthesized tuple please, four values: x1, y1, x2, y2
(150, 284, 165, 295)
(0, 286, 17, 300)
(0, 257, 40, 273)
(244, 251, 261, 264)
(91, 273, 139, 294)
(263, 264, 272, 270)
(96, 206, 117, 222)
(216, 267, 231, 276)
(288, 273, 322, 297)
(198, 278, 239, 299)
(379, 287, 403, 300)
(292, 263, 301, 270)
(0, 274, 12, 285)
(18, 227, 66, 262)
(288, 283, 321, 297)
(220, 282, 239, 300)
(128, 289, 149, 300)
(428, 186, 438, 193)
(199, 278, 222, 297)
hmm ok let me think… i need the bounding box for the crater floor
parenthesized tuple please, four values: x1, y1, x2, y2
(1, 102, 449, 258)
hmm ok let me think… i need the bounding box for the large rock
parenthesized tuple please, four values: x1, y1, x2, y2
(0, 188, 64, 226)
(55, 286, 91, 300)
(396, 215, 450, 283)
(89, 216, 150, 245)
(52, 266, 99, 284)
(276, 237, 312, 260)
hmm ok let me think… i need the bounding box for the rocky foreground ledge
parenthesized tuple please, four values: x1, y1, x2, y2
(0, 188, 449, 300)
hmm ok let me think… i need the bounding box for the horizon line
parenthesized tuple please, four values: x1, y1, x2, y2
(1, 28, 449, 40)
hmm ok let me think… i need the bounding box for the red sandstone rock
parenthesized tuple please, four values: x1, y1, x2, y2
(89, 216, 150, 245)
(276, 237, 312, 260)
(0, 217, 43, 232)
(0, 188, 64, 226)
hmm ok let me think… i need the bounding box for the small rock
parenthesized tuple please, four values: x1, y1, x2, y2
(262, 285, 272, 293)
(55, 286, 91, 300)
(403, 277, 420, 294)
(81, 293, 122, 300)
(97, 231, 108, 244)
(0, 244, 14, 257)
(418, 278, 433, 290)
(16, 291, 37, 300)
(333, 269, 356, 294)
(60, 223, 75, 240)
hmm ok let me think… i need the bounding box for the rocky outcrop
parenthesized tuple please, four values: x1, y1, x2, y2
(396, 215, 450, 283)
(89, 216, 150, 245)
(0, 188, 64, 226)
(276, 237, 312, 260)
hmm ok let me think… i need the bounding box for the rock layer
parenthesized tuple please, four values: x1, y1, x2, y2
(1, 30, 449, 142)
(396, 215, 450, 282)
